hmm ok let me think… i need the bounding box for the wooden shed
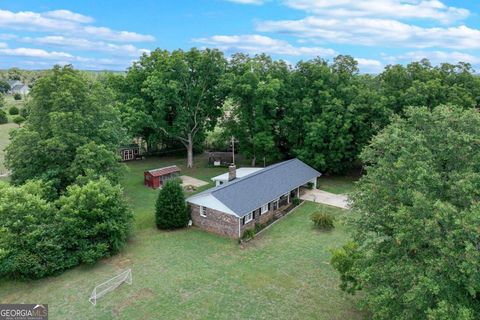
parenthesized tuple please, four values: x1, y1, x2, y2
(144, 165, 181, 189)
(119, 144, 141, 161)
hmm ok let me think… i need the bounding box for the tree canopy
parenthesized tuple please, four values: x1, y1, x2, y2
(5, 65, 126, 191)
(332, 105, 480, 319)
(155, 179, 189, 229)
(112, 48, 227, 167)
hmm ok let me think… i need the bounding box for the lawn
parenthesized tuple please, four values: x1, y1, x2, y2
(317, 174, 359, 194)
(0, 122, 16, 175)
(0, 155, 362, 319)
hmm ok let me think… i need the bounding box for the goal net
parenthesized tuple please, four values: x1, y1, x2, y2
(89, 269, 132, 306)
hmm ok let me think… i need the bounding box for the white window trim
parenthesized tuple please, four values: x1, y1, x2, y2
(200, 206, 207, 217)
(261, 204, 268, 214)
(244, 212, 253, 223)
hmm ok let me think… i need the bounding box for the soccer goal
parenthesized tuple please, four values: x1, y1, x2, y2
(89, 269, 132, 306)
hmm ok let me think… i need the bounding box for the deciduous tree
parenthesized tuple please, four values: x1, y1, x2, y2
(332, 105, 480, 319)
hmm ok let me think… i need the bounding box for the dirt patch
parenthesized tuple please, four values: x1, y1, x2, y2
(180, 175, 208, 188)
(112, 288, 155, 316)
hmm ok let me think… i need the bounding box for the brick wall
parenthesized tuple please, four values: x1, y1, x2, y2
(190, 204, 239, 238)
(240, 202, 276, 236)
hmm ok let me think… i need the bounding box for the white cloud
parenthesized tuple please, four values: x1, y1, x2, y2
(283, 0, 469, 24)
(227, 0, 265, 4)
(0, 42, 7, 48)
(43, 10, 94, 23)
(193, 34, 336, 56)
(355, 58, 384, 73)
(0, 9, 154, 42)
(257, 16, 480, 49)
(22, 36, 150, 57)
(385, 50, 480, 65)
(0, 47, 74, 59)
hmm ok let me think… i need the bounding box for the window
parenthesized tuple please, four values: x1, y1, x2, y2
(261, 204, 268, 214)
(200, 206, 207, 217)
(244, 212, 253, 224)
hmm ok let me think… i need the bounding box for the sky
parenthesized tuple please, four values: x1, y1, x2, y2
(0, 0, 479, 73)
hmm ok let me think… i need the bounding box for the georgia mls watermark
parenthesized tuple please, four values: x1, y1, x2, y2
(0, 304, 48, 320)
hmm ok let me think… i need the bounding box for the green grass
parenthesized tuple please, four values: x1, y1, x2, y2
(0, 122, 16, 175)
(0, 156, 363, 319)
(0, 201, 362, 319)
(121, 155, 226, 230)
(317, 175, 359, 194)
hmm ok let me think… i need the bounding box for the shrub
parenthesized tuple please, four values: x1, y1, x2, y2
(292, 198, 301, 206)
(13, 93, 21, 100)
(0, 181, 65, 279)
(9, 106, 19, 115)
(306, 182, 314, 189)
(311, 212, 334, 230)
(13, 115, 25, 127)
(57, 178, 133, 265)
(254, 222, 266, 233)
(243, 228, 255, 240)
(155, 179, 189, 229)
(19, 107, 29, 118)
(0, 109, 7, 124)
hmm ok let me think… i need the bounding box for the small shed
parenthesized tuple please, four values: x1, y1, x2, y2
(208, 152, 234, 166)
(144, 165, 181, 189)
(119, 144, 141, 161)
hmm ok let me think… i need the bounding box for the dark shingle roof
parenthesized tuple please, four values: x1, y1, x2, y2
(194, 158, 320, 217)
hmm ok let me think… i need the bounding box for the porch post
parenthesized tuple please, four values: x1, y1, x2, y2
(287, 192, 290, 203)
(297, 187, 300, 197)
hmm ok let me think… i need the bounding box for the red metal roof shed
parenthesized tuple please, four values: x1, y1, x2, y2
(144, 165, 181, 189)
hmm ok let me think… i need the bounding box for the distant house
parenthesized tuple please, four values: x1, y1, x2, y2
(119, 144, 141, 161)
(144, 165, 181, 189)
(187, 158, 321, 239)
(7, 80, 30, 95)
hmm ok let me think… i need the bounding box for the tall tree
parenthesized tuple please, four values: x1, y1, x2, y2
(224, 53, 289, 166)
(155, 179, 189, 229)
(285, 55, 390, 173)
(5, 65, 125, 191)
(332, 105, 480, 319)
(117, 48, 227, 167)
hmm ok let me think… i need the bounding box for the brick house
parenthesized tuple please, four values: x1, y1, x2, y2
(187, 158, 321, 239)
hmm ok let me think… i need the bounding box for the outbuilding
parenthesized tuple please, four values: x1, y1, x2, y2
(119, 144, 141, 161)
(144, 165, 181, 189)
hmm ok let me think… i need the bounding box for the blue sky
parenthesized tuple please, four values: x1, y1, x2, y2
(0, 0, 479, 72)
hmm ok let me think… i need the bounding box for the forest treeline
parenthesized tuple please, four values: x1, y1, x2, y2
(108, 49, 480, 172)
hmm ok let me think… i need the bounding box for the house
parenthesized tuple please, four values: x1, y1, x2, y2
(211, 167, 263, 186)
(119, 144, 141, 161)
(187, 158, 321, 239)
(7, 80, 30, 95)
(144, 165, 180, 189)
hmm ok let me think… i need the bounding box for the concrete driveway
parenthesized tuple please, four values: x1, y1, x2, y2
(300, 189, 350, 209)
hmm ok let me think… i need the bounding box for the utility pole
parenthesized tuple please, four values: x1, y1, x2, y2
(231, 136, 235, 165)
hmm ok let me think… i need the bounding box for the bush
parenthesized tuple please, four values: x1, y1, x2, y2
(243, 228, 255, 240)
(155, 179, 189, 229)
(311, 212, 334, 230)
(57, 178, 133, 265)
(306, 182, 314, 189)
(13, 115, 25, 127)
(13, 93, 21, 100)
(254, 222, 266, 233)
(0, 181, 65, 279)
(292, 197, 301, 206)
(19, 107, 29, 118)
(9, 106, 19, 115)
(0, 109, 7, 124)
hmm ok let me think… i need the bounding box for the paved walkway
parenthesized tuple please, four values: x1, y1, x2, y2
(300, 189, 350, 209)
